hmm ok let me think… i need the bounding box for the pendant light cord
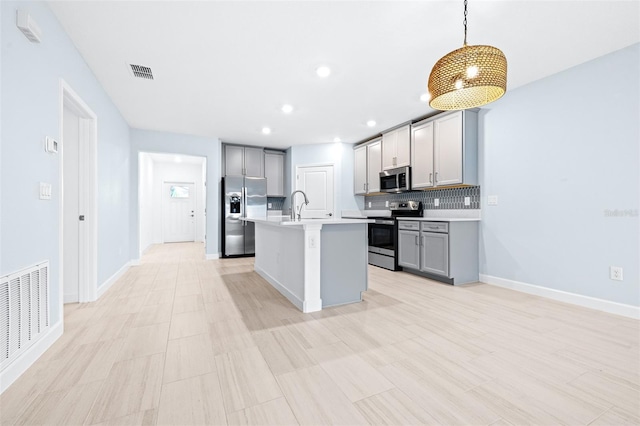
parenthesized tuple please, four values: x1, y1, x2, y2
(463, 0, 468, 46)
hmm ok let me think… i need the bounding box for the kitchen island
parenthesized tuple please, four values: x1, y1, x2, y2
(243, 216, 372, 313)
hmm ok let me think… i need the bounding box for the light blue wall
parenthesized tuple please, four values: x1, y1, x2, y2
(287, 142, 361, 214)
(479, 43, 639, 306)
(1, 1, 131, 324)
(130, 129, 221, 257)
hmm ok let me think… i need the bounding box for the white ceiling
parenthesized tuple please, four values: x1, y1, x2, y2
(48, 1, 639, 150)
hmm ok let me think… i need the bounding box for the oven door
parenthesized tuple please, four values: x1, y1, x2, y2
(368, 220, 396, 257)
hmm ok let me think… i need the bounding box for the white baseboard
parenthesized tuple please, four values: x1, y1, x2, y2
(255, 265, 304, 311)
(0, 321, 63, 394)
(63, 293, 78, 304)
(97, 261, 132, 299)
(480, 274, 640, 319)
(206, 253, 220, 260)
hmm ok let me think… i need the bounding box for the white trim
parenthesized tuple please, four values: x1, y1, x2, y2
(97, 261, 132, 299)
(0, 321, 63, 394)
(255, 265, 304, 311)
(206, 253, 220, 260)
(63, 293, 78, 304)
(480, 274, 640, 320)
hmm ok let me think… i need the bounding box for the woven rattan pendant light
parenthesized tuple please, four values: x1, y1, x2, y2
(428, 0, 507, 110)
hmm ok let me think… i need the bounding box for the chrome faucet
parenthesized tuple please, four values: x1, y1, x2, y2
(290, 190, 309, 221)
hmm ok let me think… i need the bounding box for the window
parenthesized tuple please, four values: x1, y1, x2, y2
(170, 185, 189, 198)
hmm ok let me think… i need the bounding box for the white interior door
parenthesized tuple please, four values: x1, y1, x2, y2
(63, 106, 80, 303)
(163, 182, 196, 242)
(296, 165, 334, 219)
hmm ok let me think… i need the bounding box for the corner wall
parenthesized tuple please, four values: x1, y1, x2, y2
(1, 1, 131, 325)
(479, 43, 639, 307)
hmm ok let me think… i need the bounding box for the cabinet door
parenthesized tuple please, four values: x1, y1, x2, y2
(398, 230, 420, 270)
(411, 121, 434, 189)
(381, 130, 397, 170)
(367, 141, 382, 193)
(265, 152, 284, 196)
(434, 111, 463, 186)
(420, 232, 449, 276)
(354, 145, 368, 195)
(224, 145, 244, 176)
(395, 125, 411, 167)
(244, 147, 264, 177)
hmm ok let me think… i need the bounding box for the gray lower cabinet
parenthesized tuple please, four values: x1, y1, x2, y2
(398, 229, 420, 270)
(421, 232, 449, 276)
(398, 220, 478, 285)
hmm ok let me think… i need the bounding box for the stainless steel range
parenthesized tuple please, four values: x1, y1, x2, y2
(368, 201, 423, 270)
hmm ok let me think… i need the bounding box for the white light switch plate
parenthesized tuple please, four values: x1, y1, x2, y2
(39, 182, 52, 200)
(488, 195, 498, 206)
(464, 197, 471, 206)
(434, 198, 439, 207)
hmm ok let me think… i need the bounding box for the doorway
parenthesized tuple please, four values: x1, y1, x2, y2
(295, 164, 335, 219)
(162, 182, 196, 243)
(60, 80, 97, 304)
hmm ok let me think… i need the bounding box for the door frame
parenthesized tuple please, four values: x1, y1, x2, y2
(58, 79, 98, 306)
(295, 163, 336, 218)
(161, 181, 197, 243)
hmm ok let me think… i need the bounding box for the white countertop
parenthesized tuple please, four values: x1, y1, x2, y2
(243, 216, 373, 226)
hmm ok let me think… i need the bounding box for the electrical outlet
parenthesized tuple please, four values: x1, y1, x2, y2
(464, 197, 471, 206)
(610, 266, 623, 281)
(385, 200, 389, 207)
(368, 201, 372, 208)
(434, 198, 440, 207)
(309, 235, 317, 248)
(488, 195, 498, 206)
(268, 202, 272, 209)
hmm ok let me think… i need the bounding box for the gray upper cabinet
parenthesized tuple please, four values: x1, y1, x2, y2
(224, 145, 264, 177)
(411, 110, 478, 189)
(354, 145, 367, 195)
(353, 138, 382, 195)
(382, 124, 410, 170)
(264, 150, 285, 196)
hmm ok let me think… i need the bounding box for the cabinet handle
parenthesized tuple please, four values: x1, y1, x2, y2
(429, 173, 433, 184)
(434, 172, 438, 183)
(363, 183, 366, 191)
(414, 235, 418, 245)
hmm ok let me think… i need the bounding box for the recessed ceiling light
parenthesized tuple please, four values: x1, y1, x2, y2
(281, 104, 293, 114)
(420, 93, 431, 102)
(333, 137, 341, 143)
(262, 127, 271, 135)
(316, 66, 331, 78)
(366, 120, 376, 127)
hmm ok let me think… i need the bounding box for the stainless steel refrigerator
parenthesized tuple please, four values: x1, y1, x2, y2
(222, 176, 267, 257)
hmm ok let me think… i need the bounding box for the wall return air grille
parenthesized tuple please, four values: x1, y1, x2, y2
(129, 64, 154, 80)
(0, 261, 50, 372)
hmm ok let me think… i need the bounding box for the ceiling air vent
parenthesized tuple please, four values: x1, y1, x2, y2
(129, 64, 154, 80)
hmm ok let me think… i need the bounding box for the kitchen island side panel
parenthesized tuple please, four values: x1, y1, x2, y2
(320, 224, 368, 307)
(253, 222, 305, 308)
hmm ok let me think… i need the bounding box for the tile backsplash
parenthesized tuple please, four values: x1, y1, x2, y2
(365, 186, 480, 210)
(267, 197, 285, 211)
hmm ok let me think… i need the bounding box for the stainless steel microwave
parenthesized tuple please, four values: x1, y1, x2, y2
(380, 166, 411, 193)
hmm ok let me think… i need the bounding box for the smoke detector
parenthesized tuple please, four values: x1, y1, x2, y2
(16, 10, 41, 43)
(128, 63, 154, 80)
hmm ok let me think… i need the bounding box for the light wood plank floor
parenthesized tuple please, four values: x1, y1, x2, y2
(1, 242, 638, 425)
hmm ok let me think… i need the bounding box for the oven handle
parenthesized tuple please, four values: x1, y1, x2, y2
(374, 220, 395, 225)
